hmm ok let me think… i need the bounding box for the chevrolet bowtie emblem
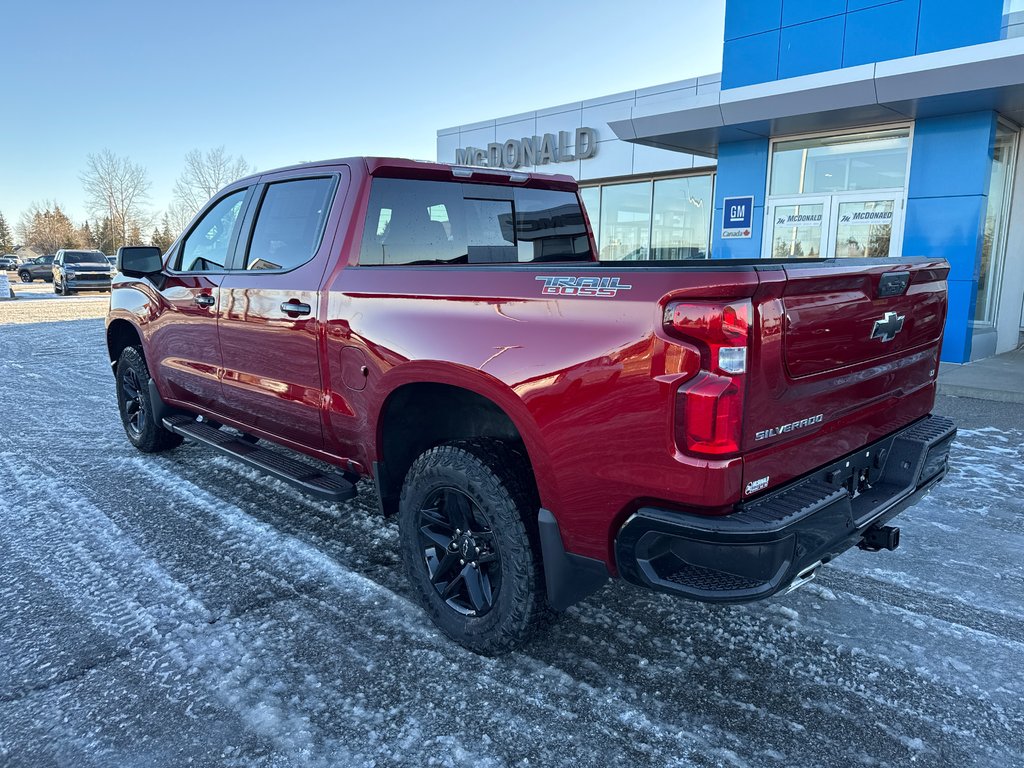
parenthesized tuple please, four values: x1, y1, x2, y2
(871, 311, 905, 342)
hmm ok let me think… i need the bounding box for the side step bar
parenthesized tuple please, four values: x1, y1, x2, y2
(163, 415, 358, 502)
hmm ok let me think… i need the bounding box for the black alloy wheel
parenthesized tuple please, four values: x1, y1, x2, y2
(398, 439, 555, 655)
(418, 487, 501, 616)
(19, 272, 31, 283)
(120, 365, 146, 439)
(115, 346, 183, 453)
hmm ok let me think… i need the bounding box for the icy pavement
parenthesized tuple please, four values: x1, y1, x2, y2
(1, 314, 1022, 768)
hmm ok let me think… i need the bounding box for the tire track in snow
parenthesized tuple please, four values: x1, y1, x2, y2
(0, 450, 355, 767)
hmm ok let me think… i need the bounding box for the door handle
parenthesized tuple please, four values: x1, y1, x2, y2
(280, 300, 312, 317)
(194, 294, 215, 307)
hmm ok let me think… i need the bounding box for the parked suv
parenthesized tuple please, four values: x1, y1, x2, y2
(0, 254, 22, 270)
(52, 249, 115, 295)
(106, 158, 956, 655)
(17, 254, 56, 282)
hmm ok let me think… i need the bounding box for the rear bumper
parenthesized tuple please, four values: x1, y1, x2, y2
(615, 414, 956, 603)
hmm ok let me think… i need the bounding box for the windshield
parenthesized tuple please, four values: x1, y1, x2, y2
(63, 251, 107, 264)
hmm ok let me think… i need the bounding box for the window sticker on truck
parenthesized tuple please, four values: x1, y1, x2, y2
(536, 275, 632, 297)
(745, 476, 770, 495)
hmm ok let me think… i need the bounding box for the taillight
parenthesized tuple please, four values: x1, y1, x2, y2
(665, 300, 751, 457)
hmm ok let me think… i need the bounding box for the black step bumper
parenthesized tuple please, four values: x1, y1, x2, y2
(615, 415, 956, 603)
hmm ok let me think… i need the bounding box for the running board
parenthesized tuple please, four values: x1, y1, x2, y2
(162, 414, 358, 502)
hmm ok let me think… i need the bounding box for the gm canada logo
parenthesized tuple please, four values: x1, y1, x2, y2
(535, 275, 632, 297)
(871, 311, 905, 343)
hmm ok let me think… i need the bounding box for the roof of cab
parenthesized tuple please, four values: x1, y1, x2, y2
(234, 157, 579, 190)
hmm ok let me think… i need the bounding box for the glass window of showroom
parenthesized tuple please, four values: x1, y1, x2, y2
(765, 127, 910, 259)
(579, 174, 714, 260)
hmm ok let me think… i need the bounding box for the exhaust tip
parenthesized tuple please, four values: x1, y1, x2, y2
(782, 560, 823, 595)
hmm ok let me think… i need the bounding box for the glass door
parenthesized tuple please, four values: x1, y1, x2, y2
(827, 193, 902, 258)
(765, 198, 828, 259)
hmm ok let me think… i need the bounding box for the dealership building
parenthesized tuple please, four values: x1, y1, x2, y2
(437, 0, 1024, 364)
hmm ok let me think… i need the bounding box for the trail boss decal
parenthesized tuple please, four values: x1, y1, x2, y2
(755, 414, 823, 441)
(536, 276, 632, 297)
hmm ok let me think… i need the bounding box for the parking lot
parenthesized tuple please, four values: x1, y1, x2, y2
(1, 295, 1023, 767)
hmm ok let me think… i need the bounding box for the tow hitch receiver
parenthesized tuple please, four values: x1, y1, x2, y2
(859, 524, 901, 552)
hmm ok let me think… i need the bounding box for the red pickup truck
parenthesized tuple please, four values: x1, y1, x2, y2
(107, 157, 956, 655)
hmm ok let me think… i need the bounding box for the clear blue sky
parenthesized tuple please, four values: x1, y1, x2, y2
(0, 1, 725, 229)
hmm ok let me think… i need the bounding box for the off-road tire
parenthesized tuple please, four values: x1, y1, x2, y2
(398, 439, 555, 655)
(115, 346, 183, 453)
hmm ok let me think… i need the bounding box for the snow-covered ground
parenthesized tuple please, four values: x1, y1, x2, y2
(1, 305, 1022, 767)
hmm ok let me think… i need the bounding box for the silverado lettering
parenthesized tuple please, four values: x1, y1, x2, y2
(755, 414, 824, 441)
(106, 157, 956, 655)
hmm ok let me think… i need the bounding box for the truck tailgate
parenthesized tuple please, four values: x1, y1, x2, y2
(741, 258, 949, 497)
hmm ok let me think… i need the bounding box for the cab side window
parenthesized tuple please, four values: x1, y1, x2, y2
(244, 177, 336, 271)
(176, 189, 248, 272)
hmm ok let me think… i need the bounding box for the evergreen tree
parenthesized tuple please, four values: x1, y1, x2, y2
(77, 220, 96, 249)
(18, 203, 78, 253)
(94, 217, 116, 254)
(150, 215, 176, 252)
(0, 211, 13, 254)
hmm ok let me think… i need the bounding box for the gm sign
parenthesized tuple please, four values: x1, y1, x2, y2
(722, 195, 753, 239)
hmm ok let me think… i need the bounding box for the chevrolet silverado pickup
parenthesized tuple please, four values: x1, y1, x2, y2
(106, 157, 956, 655)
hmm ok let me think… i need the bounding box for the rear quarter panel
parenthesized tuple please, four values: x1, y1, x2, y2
(323, 262, 761, 562)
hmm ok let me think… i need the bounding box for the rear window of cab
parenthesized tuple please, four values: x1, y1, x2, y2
(359, 178, 593, 266)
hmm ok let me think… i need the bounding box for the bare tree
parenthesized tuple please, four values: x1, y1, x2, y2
(164, 198, 197, 240)
(172, 146, 253, 220)
(80, 149, 152, 252)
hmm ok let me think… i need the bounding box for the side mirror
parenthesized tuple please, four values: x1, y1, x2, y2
(117, 246, 163, 278)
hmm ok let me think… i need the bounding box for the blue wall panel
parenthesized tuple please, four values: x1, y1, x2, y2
(939, 280, 978, 362)
(903, 191, 990, 363)
(778, 15, 846, 79)
(722, 31, 780, 89)
(847, 0, 900, 10)
(843, 1, 920, 67)
(725, 0, 783, 40)
(917, 0, 1003, 53)
(721, 0, 1003, 89)
(903, 195, 987, 281)
(782, 0, 846, 27)
(712, 139, 770, 259)
(908, 113, 996, 199)
(901, 112, 996, 363)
